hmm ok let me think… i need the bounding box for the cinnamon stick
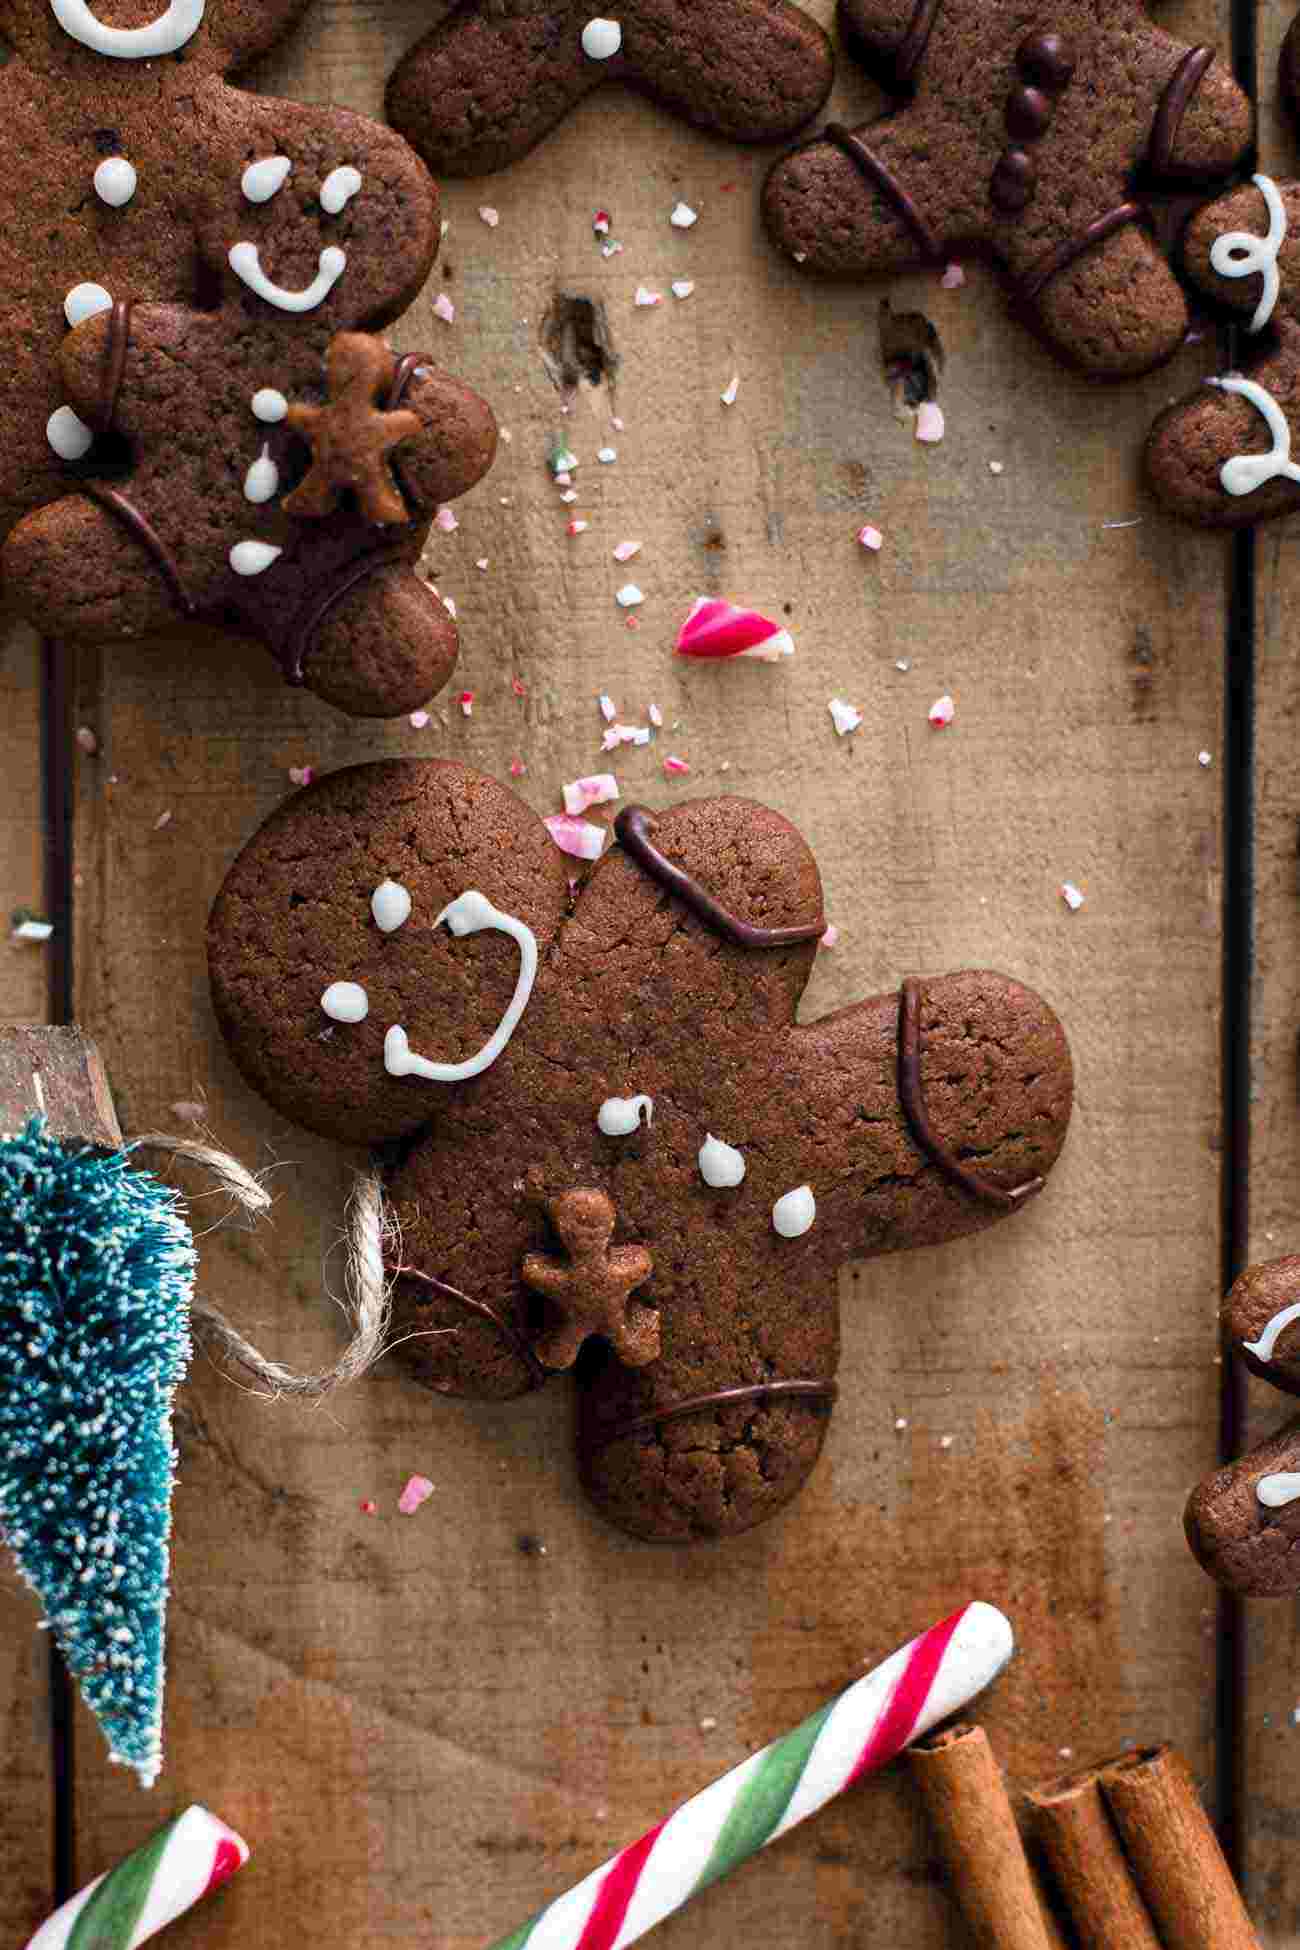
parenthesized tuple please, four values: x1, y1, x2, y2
(1026, 1763, 1162, 1950)
(1099, 1746, 1261, 1950)
(909, 1724, 1060, 1950)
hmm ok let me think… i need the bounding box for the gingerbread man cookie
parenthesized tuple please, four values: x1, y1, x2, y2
(1185, 1258, 1300, 1597)
(386, 0, 835, 179)
(0, 0, 494, 716)
(208, 761, 1074, 1543)
(762, 0, 1252, 377)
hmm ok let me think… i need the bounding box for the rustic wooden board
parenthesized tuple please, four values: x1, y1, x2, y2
(0, 0, 1241, 1942)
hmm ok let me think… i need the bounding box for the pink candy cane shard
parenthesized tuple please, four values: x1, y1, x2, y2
(675, 598, 795, 663)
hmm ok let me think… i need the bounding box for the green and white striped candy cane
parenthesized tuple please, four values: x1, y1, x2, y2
(489, 1601, 1013, 1950)
(25, 1806, 248, 1950)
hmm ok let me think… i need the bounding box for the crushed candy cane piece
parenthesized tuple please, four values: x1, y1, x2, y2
(988, 460, 1004, 475)
(359, 1499, 377, 1515)
(594, 210, 611, 235)
(915, 401, 945, 443)
(676, 595, 793, 662)
(616, 583, 644, 608)
(599, 693, 617, 722)
(555, 470, 573, 488)
(443, 596, 458, 619)
(288, 765, 315, 786)
(721, 373, 740, 407)
(648, 702, 663, 727)
(459, 691, 474, 717)
(560, 489, 578, 503)
(550, 443, 579, 475)
(1198, 750, 1213, 768)
(563, 773, 619, 815)
(820, 924, 839, 949)
(479, 206, 500, 227)
(672, 279, 695, 299)
(601, 728, 621, 752)
(635, 285, 663, 307)
(476, 558, 489, 571)
(154, 809, 172, 830)
(545, 814, 608, 861)
(398, 1475, 435, 1515)
(895, 658, 911, 673)
(857, 524, 883, 551)
(611, 417, 625, 431)
(929, 694, 955, 727)
(433, 292, 455, 324)
(671, 201, 699, 228)
(512, 677, 528, 697)
(510, 758, 527, 777)
(613, 540, 642, 561)
(663, 755, 691, 775)
(829, 698, 863, 737)
(598, 446, 617, 463)
(1060, 882, 1085, 912)
(567, 519, 590, 536)
(601, 239, 625, 258)
(434, 506, 459, 532)
(941, 262, 965, 289)
(11, 916, 53, 943)
(76, 725, 98, 754)
(410, 709, 430, 729)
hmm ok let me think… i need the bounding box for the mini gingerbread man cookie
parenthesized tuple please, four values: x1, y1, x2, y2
(209, 761, 1074, 1543)
(762, 0, 1252, 376)
(0, 0, 493, 716)
(386, 0, 835, 178)
(1185, 1257, 1300, 1597)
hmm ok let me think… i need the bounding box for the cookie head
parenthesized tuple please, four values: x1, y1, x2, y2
(0, 0, 314, 74)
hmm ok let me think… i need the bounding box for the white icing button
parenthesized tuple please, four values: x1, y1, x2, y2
(243, 445, 279, 504)
(597, 1094, 654, 1137)
(320, 165, 363, 215)
(93, 157, 137, 208)
(699, 1133, 745, 1189)
(321, 981, 369, 1024)
(46, 405, 94, 460)
(1258, 1471, 1300, 1509)
(228, 242, 347, 313)
(581, 15, 622, 58)
(241, 156, 292, 205)
(64, 282, 113, 328)
(251, 387, 288, 424)
(50, 0, 205, 60)
(229, 540, 282, 577)
(772, 1185, 816, 1239)
(371, 879, 412, 933)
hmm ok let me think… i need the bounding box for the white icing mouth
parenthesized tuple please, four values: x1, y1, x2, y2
(384, 892, 537, 1084)
(1243, 1299, 1300, 1362)
(1208, 374, 1300, 496)
(50, 0, 205, 58)
(228, 242, 347, 313)
(1210, 174, 1287, 335)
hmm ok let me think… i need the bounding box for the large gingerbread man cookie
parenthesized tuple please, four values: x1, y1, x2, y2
(386, 1, 835, 179)
(208, 760, 1074, 1543)
(762, 0, 1252, 377)
(0, 0, 493, 716)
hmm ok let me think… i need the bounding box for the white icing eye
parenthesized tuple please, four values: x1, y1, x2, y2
(320, 165, 363, 216)
(46, 406, 94, 460)
(582, 16, 622, 57)
(242, 446, 279, 505)
(772, 1185, 816, 1238)
(93, 157, 137, 208)
(241, 156, 292, 204)
(229, 540, 282, 577)
(251, 388, 288, 424)
(321, 981, 369, 1024)
(699, 1134, 745, 1189)
(371, 880, 412, 933)
(50, 0, 205, 60)
(597, 1095, 653, 1137)
(64, 282, 113, 328)
(1258, 1472, 1300, 1509)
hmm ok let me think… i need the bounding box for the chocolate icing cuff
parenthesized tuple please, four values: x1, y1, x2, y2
(898, 977, 1043, 1209)
(395, 1264, 548, 1391)
(589, 1378, 839, 1450)
(615, 805, 826, 948)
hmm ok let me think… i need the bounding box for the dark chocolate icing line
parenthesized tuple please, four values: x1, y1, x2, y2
(897, 978, 1043, 1209)
(892, 0, 942, 87)
(614, 806, 826, 949)
(96, 299, 132, 434)
(394, 1263, 548, 1391)
(591, 1378, 839, 1449)
(1148, 44, 1214, 175)
(387, 352, 428, 410)
(823, 123, 942, 263)
(80, 481, 198, 618)
(1017, 201, 1143, 303)
(274, 543, 412, 686)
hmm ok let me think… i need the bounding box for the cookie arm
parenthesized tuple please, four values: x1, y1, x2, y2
(763, 116, 953, 276)
(621, 0, 834, 146)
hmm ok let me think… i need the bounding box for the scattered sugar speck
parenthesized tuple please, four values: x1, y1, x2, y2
(895, 658, 911, 673)
(988, 460, 1004, 475)
(612, 418, 625, 432)
(1198, 750, 1213, 768)
(895, 1417, 908, 1431)
(699, 1716, 718, 1732)
(939, 1435, 954, 1450)
(1060, 881, 1085, 911)
(443, 595, 458, 620)
(432, 292, 455, 324)
(545, 813, 608, 861)
(560, 488, 579, 504)
(597, 446, 618, 464)
(671, 201, 699, 228)
(476, 557, 489, 571)
(398, 1476, 435, 1515)
(915, 401, 945, 443)
(11, 915, 52, 943)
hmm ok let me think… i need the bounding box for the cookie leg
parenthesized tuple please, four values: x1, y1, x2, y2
(2, 493, 184, 643)
(292, 562, 461, 719)
(627, 0, 834, 145)
(1020, 222, 1190, 378)
(1185, 1419, 1300, 1597)
(763, 123, 945, 276)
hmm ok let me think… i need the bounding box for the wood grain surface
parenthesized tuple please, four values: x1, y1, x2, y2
(0, 0, 1264, 1943)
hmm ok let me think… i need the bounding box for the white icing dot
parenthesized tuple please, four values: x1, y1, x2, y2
(597, 1094, 654, 1137)
(371, 879, 412, 933)
(320, 165, 363, 216)
(50, 0, 205, 59)
(46, 406, 94, 460)
(321, 981, 369, 1024)
(93, 157, 137, 208)
(243, 445, 279, 505)
(581, 16, 622, 58)
(699, 1134, 745, 1189)
(229, 540, 282, 577)
(241, 156, 292, 205)
(772, 1185, 816, 1239)
(64, 282, 113, 329)
(251, 388, 288, 424)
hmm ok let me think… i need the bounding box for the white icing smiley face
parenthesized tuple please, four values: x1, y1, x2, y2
(50, 0, 205, 59)
(384, 892, 538, 1084)
(228, 241, 347, 314)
